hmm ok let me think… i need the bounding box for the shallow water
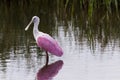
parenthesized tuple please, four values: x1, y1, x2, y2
(1, 21, 120, 80)
(0, 2, 120, 80)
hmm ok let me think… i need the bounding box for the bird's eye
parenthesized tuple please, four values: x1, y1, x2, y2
(33, 18, 36, 22)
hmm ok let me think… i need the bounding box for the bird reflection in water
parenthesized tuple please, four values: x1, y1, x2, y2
(36, 60, 64, 80)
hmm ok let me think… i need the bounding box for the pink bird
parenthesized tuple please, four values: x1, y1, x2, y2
(25, 16, 63, 65)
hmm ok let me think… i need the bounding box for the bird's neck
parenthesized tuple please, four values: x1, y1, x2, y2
(33, 23, 39, 41)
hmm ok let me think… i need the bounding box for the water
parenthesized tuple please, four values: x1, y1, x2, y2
(0, 2, 120, 80)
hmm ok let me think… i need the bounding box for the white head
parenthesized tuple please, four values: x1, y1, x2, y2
(25, 16, 40, 31)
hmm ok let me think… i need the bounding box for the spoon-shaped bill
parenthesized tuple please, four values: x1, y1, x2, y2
(25, 20, 33, 31)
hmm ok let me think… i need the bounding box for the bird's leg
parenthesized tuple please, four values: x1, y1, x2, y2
(45, 51, 49, 66)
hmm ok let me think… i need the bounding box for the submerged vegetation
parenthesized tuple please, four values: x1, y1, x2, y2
(0, 0, 120, 23)
(0, 0, 120, 19)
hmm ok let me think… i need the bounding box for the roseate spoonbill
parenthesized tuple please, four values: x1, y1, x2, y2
(25, 16, 63, 65)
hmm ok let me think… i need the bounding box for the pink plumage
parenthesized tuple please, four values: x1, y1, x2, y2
(37, 35, 63, 57)
(25, 16, 63, 65)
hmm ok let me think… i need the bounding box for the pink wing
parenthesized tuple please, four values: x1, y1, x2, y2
(37, 35, 63, 57)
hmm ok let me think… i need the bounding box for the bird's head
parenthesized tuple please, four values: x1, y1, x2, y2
(25, 16, 40, 31)
(32, 16, 40, 23)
